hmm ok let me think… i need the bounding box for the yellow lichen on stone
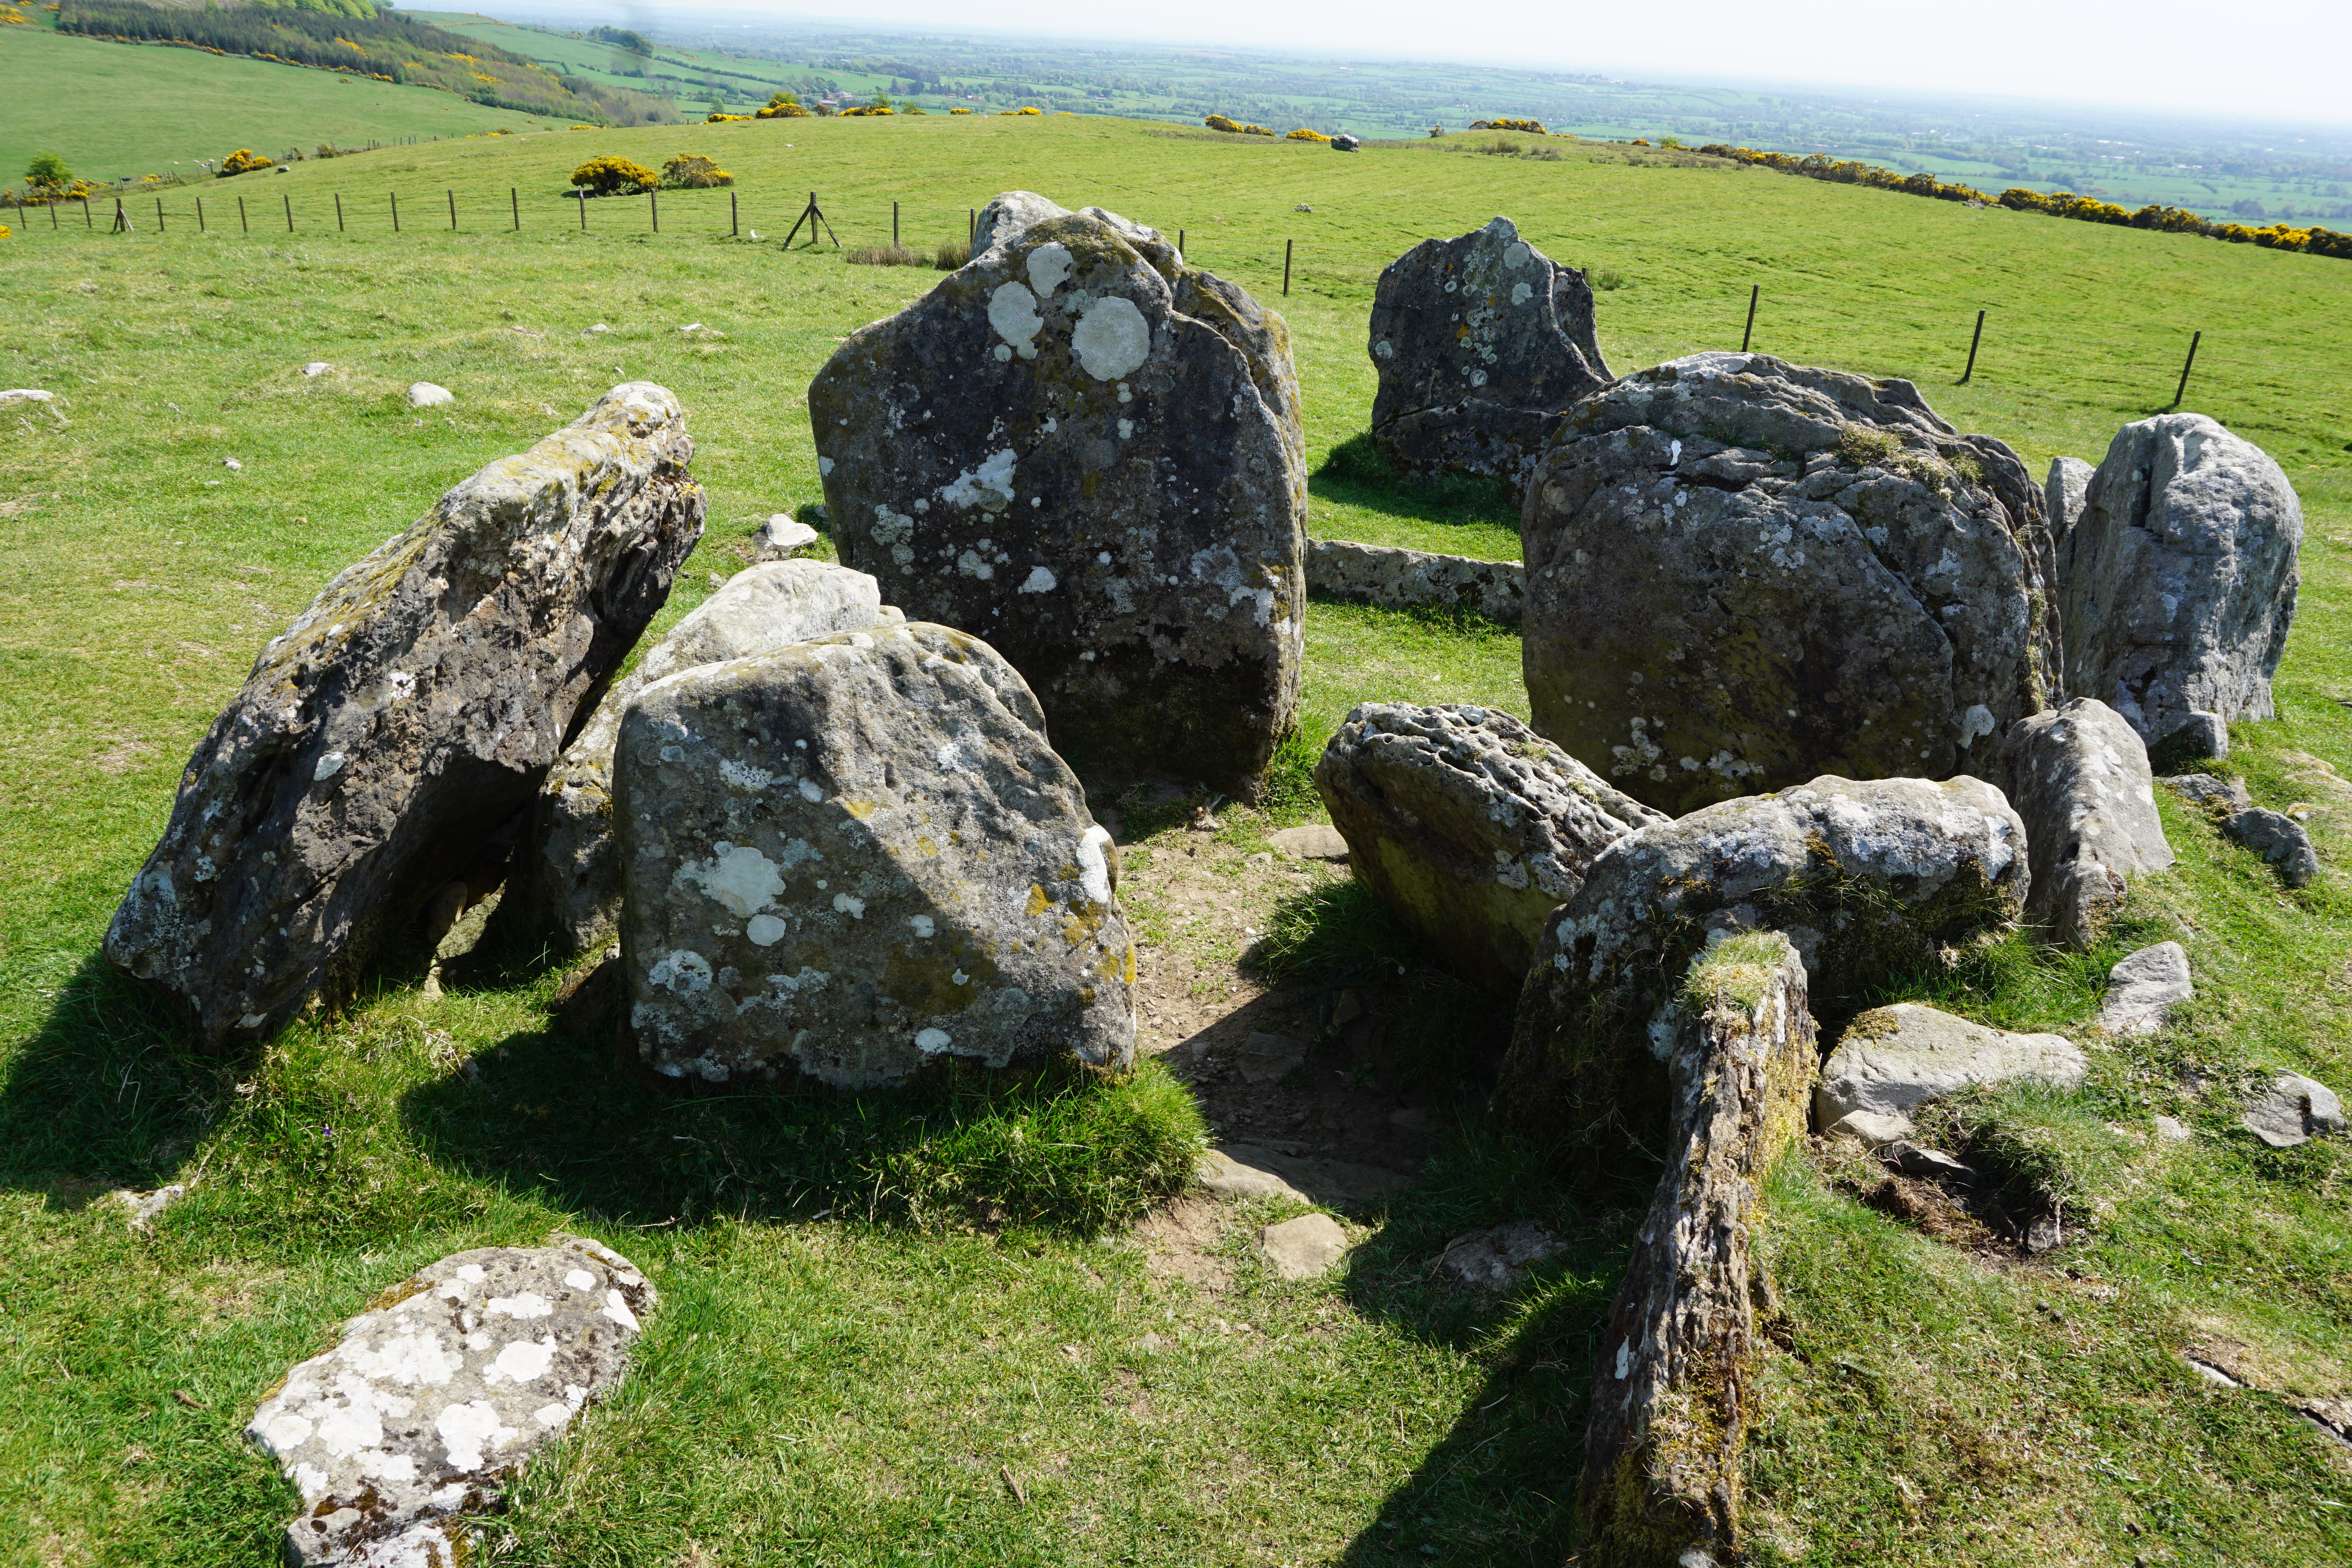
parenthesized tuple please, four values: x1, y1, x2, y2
(1025, 884, 1051, 917)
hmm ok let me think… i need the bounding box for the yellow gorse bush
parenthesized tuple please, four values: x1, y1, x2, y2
(1286, 127, 1331, 142)
(570, 154, 658, 196)
(659, 153, 733, 189)
(217, 149, 273, 176)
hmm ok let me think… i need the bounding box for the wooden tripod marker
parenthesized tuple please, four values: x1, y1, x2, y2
(784, 189, 840, 249)
(113, 198, 129, 234)
(1962, 309, 1986, 383)
(2173, 330, 2202, 407)
(1741, 283, 1759, 352)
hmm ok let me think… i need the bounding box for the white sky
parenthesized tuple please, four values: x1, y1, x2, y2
(571, 0, 2352, 129)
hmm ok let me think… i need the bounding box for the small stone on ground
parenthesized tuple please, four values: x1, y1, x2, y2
(1238, 1030, 1307, 1084)
(1267, 824, 1347, 860)
(406, 381, 454, 408)
(1438, 1221, 1559, 1289)
(1260, 1213, 1349, 1280)
(2098, 941, 2194, 1037)
(2241, 1072, 2347, 1148)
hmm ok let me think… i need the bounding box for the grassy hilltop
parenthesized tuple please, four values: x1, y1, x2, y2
(4, 114, 2352, 1565)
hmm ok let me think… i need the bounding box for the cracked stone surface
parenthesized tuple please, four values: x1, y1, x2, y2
(1520, 352, 2060, 817)
(246, 1235, 656, 1568)
(1366, 216, 1611, 497)
(616, 622, 1136, 1088)
(104, 384, 705, 1048)
(812, 194, 1305, 797)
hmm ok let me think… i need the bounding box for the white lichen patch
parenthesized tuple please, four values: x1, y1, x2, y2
(987, 281, 1043, 349)
(1019, 566, 1057, 593)
(1071, 296, 1151, 380)
(1025, 242, 1074, 297)
(939, 448, 1018, 511)
(674, 843, 786, 916)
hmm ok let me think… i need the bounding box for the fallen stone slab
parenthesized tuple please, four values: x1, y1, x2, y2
(105, 384, 705, 1048)
(1305, 539, 1524, 624)
(2223, 807, 2319, 887)
(1438, 1221, 1560, 1289)
(1266, 823, 1347, 860)
(1367, 216, 1612, 497)
(2059, 412, 2301, 748)
(1314, 702, 1666, 995)
(246, 1235, 656, 1568)
(1260, 1213, 1350, 1279)
(2097, 941, 2194, 1036)
(1197, 1143, 1411, 1207)
(750, 514, 821, 561)
(2241, 1072, 2346, 1148)
(1817, 1003, 2086, 1127)
(2164, 772, 2251, 813)
(1998, 697, 2173, 947)
(617, 622, 1136, 1087)
(505, 559, 886, 955)
(1823, 1108, 1916, 1147)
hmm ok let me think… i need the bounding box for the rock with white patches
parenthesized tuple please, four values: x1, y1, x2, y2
(1497, 773, 2029, 1174)
(616, 621, 1136, 1087)
(1520, 352, 2061, 817)
(1312, 702, 1667, 995)
(245, 1235, 656, 1568)
(1997, 696, 2174, 947)
(503, 559, 886, 955)
(2045, 455, 2094, 547)
(1305, 538, 1524, 624)
(2058, 412, 2301, 750)
(104, 385, 704, 1048)
(1366, 216, 1612, 499)
(811, 196, 1305, 797)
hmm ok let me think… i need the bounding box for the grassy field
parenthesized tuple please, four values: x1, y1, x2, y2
(4, 114, 2352, 1565)
(0, 21, 561, 189)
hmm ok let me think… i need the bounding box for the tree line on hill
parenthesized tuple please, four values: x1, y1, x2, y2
(53, 0, 677, 124)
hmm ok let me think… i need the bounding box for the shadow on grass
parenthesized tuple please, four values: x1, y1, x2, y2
(1310, 434, 1521, 537)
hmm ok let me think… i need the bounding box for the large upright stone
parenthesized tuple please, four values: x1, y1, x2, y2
(1497, 775, 2028, 1171)
(1520, 353, 2060, 818)
(1367, 217, 1612, 497)
(1312, 702, 1666, 994)
(105, 385, 704, 1048)
(617, 622, 1136, 1087)
(1997, 696, 2174, 947)
(2058, 412, 2301, 748)
(505, 561, 887, 955)
(811, 197, 1306, 797)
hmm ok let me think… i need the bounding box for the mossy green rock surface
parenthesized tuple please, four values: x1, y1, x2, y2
(616, 622, 1136, 1089)
(103, 383, 705, 1049)
(809, 198, 1305, 796)
(1521, 352, 2060, 818)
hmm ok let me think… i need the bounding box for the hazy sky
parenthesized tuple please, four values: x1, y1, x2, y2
(551, 0, 2352, 127)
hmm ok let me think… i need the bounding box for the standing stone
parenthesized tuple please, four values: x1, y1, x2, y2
(1997, 697, 2174, 947)
(2045, 455, 2095, 546)
(1582, 931, 1816, 1568)
(1497, 775, 2027, 1171)
(1520, 353, 2060, 817)
(105, 385, 704, 1048)
(1311, 702, 1666, 994)
(246, 1235, 657, 1568)
(2058, 412, 2301, 749)
(811, 198, 1306, 797)
(1367, 217, 1612, 497)
(617, 622, 1136, 1087)
(505, 561, 887, 955)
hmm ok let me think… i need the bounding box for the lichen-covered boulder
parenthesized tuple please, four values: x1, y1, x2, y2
(811, 197, 1305, 797)
(2046, 455, 2095, 547)
(105, 385, 704, 1049)
(1305, 538, 1524, 624)
(1367, 217, 1612, 497)
(1997, 696, 2174, 947)
(505, 561, 887, 955)
(616, 622, 1136, 1087)
(246, 1235, 656, 1568)
(1496, 774, 2028, 1170)
(1312, 703, 1666, 994)
(1520, 352, 2060, 818)
(2058, 412, 2301, 748)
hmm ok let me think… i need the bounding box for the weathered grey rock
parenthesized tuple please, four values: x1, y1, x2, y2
(301, 362, 332, 378)
(1197, 1144, 1409, 1207)
(1238, 1029, 1307, 1083)
(1521, 352, 2061, 817)
(1438, 1221, 1559, 1289)
(812, 200, 1306, 796)
(105, 385, 704, 1048)
(1998, 697, 2174, 946)
(750, 514, 820, 561)
(2167, 711, 2229, 762)
(112, 1183, 187, 1234)
(2164, 772, 2251, 812)
(1824, 1108, 1916, 1146)
(506, 560, 886, 954)
(0, 388, 57, 407)
(617, 622, 1136, 1087)
(246, 1235, 656, 1568)
(1305, 538, 1523, 624)
(2097, 940, 2193, 1036)
(1884, 1140, 1977, 1181)
(2058, 412, 2302, 746)
(1330, 134, 1361, 152)
(1498, 774, 2027, 1165)
(1816, 1002, 2086, 1126)
(407, 381, 453, 408)
(2045, 455, 2095, 546)
(2153, 1114, 2192, 1141)
(1260, 1213, 1349, 1279)
(2240, 1072, 2346, 1148)
(1367, 217, 1611, 497)
(2223, 807, 2319, 887)
(1267, 823, 1347, 860)
(1313, 702, 1667, 994)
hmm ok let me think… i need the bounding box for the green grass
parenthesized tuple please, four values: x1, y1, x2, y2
(4, 111, 2352, 1565)
(0, 22, 559, 189)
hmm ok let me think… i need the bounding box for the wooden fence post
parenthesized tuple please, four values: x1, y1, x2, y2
(2173, 330, 2201, 407)
(284, 193, 292, 232)
(1741, 284, 1759, 352)
(1962, 309, 1986, 383)
(893, 200, 899, 247)
(84, 198, 93, 229)
(156, 197, 165, 232)
(448, 189, 456, 230)
(1283, 238, 1292, 296)
(650, 189, 659, 234)
(1177, 227, 1184, 254)
(335, 193, 345, 232)
(731, 190, 739, 236)
(577, 189, 586, 230)
(239, 196, 249, 234)
(391, 192, 399, 232)
(196, 197, 205, 232)
(511, 188, 519, 231)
